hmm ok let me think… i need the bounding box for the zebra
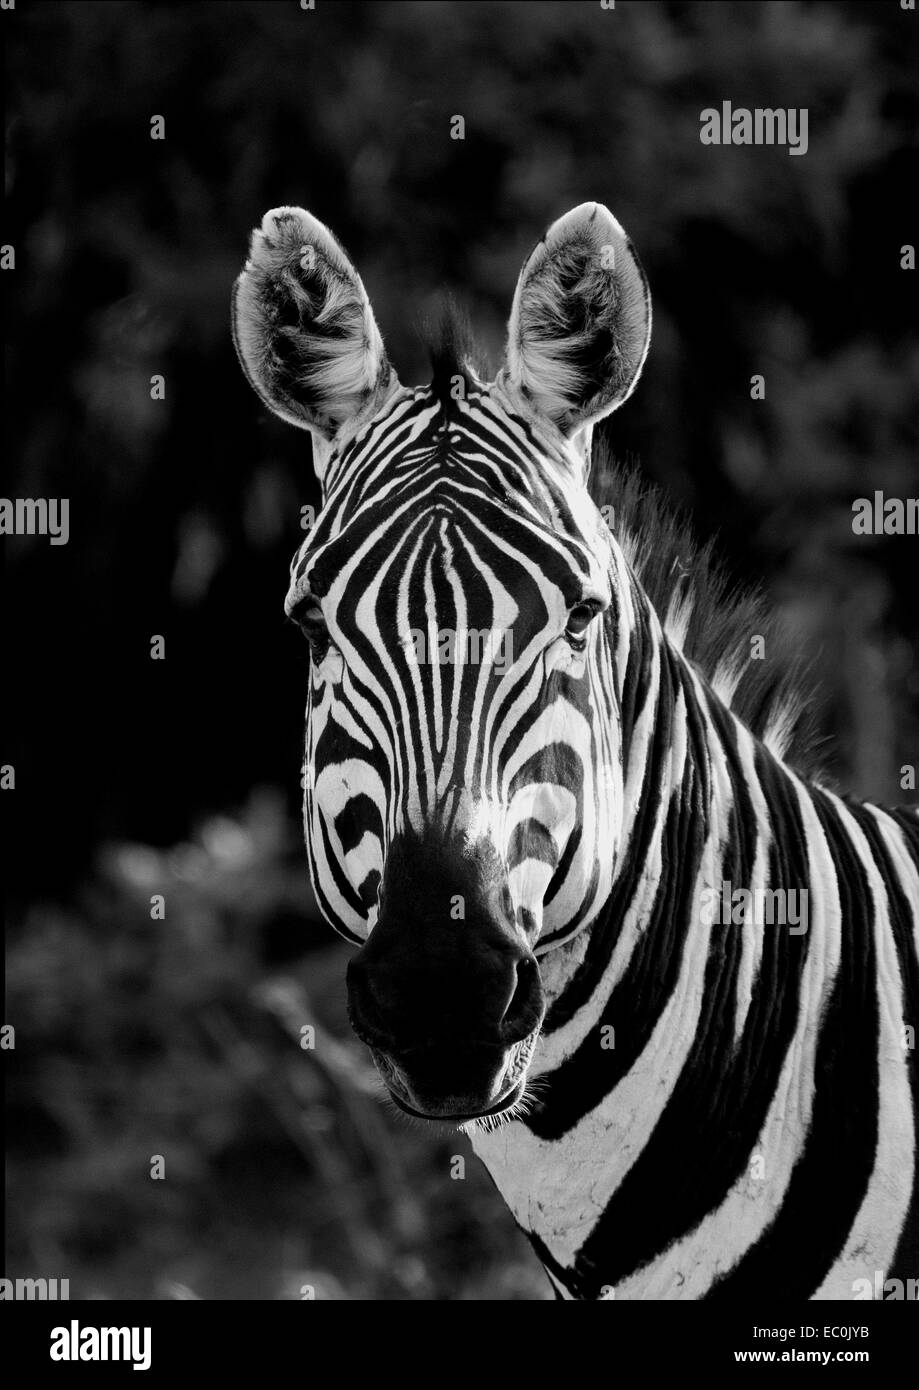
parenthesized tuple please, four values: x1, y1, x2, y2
(233, 202, 919, 1300)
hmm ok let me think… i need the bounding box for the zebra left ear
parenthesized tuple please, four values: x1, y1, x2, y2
(232, 206, 396, 452)
(502, 203, 651, 440)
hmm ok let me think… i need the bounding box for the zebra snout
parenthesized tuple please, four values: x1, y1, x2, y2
(345, 926, 545, 1120)
(345, 937, 544, 1051)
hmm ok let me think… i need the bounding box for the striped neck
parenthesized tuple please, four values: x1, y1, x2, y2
(537, 562, 730, 1014)
(471, 566, 919, 1300)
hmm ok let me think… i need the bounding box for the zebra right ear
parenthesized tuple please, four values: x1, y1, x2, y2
(501, 203, 651, 440)
(232, 207, 397, 449)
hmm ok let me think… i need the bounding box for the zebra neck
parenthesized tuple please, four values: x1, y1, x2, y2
(538, 582, 733, 1025)
(470, 582, 919, 1299)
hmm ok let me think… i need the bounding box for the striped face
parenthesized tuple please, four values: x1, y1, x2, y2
(286, 381, 621, 953)
(234, 201, 651, 1120)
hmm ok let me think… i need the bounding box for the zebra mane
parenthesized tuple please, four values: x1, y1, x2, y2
(589, 448, 826, 778)
(423, 301, 482, 405)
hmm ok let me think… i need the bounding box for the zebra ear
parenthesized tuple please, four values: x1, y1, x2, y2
(502, 203, 651, 439)
(232, 207, 396, 448)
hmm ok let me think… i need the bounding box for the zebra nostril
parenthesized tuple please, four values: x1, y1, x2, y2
(346, 959, 397, 1050)
(501, 955, 544, 1043)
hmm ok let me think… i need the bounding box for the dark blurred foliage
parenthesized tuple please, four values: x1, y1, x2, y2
(7, 791, 544, 1298)
(3, 0, 917, 1298)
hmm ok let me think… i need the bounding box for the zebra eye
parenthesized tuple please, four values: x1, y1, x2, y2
(292, 600, 329, 657)
(566, 603, 596, 639)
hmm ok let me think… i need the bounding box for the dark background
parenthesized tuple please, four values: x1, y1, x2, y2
(4, 0, 918, 1299)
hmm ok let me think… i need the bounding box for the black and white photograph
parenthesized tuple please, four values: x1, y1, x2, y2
(3, 0, 918, 1357)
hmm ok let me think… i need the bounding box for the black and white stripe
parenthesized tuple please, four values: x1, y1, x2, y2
(472, 587, 919, 1298)
(234, 201, 918, 1299)
(285, 381, 621, 954)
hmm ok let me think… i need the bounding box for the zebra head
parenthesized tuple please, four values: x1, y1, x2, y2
(233, 203, 651, 1123)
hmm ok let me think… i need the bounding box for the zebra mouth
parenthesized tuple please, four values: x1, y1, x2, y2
(387, 1078, 526, 1124)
